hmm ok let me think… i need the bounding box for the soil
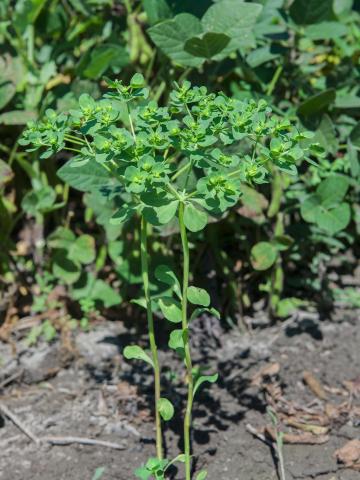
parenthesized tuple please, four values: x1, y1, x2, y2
(0, 309, 359, 480)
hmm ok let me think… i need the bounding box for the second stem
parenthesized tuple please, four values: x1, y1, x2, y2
(179, 202, 194, 480)
(140, 216, 163, 460)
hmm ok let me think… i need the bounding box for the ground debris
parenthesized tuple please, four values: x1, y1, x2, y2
(303, 370, 328, 400)
(334, 439, 360, 470)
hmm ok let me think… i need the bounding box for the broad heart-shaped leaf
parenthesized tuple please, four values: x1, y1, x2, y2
(72, 273, 122, 308)
(289, 0, 335, 25)
(158, 297, 182, 323)
(196, 471, 208, 480)
(155, 265, 182, 299)
(297, 89, 336, 117)
(183, 202, 208, 232)
(302, 197, 351, 235)
(250, 242, 278, 271)
(69, 234, 96, 264)
(148, 13, 203, 67)
(57, 157, 114, 193)
(193, 373, 218, 398)
(52, 251, 81, 285)
(110, 204, 136, 225)
(201, 0, 263, 57)
(123, 345, 154, 368)
(187, 286, 210, 307)
(317, 175, 349, 207)
(184, 32, 230, 59)
(158, 397, 174, 421)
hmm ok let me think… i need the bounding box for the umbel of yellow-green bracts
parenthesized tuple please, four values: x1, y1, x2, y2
(21, 73, 320, 479)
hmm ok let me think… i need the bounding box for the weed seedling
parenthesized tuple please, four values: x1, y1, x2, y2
(21, 75, 319, 479)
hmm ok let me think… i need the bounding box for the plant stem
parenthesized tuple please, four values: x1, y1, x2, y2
(140, 216, 163, 460)
(178, 202, 194, 480)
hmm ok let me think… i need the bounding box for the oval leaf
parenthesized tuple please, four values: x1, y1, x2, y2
(187, 286, 210, 307)
(158, 397, 174, 421)
(250, 242, 277, 271)
(158, 297, 182, 323)
(184, 203, 207, 232)
(123, 345, 154, 368)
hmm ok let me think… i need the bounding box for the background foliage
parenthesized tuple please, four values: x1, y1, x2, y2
(1, 0, 359, 339)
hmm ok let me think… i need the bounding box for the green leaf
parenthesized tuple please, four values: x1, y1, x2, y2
(184, 32, 230, 59)
(158, 297, 182, 323)
(123, 345, 154, 368)
(57, 158, 114, 192)
(250, 242, 278, 271)
(297, 89, 336, 117)
(142, 0, 172, 24)
(155, 264, 182, 298)
(317, 175, 349, 206)
(193, 373, 218, 398)
(158, 398, 174, 421)
(148, 13, 203, 67)
(290, 0, 335, 24)
(187, 286, 210, 307)
(14, 0, 47, 33)
(196, 471, 208, 480)
(190, 307, 220, 323)
(52, 251, 81, 285)
(184, 203, 207, 232)
(134, 466, 152, 480)
(21, 186, 56, 216)
(168, 329, 186, 351)
(92, 467, 106, 480)
(130, 73, 145, 87)
(201, 0, 263, 56)
(110, 205, 136, 225)
(69, 234, 96, 264)
(303, 21, 348, 40)
(350, 122, 360, 148)
(0, 110, 37, 125)
(348, 141, 359, 178)
(143, 200, 179, 225)
(0, 81, 16, 110)
(80, 44, 129, 79)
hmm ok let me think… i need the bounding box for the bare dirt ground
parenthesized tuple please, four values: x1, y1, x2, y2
(0, 309, 359, 480)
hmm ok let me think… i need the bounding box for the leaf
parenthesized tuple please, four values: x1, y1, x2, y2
(52, 251, 81, 285)
(187, 286, 210, 307)
(142, 0, 172, 25)
(303, 21, 348, 40)
(80, 44, 129, 80)
(0, 159, 14, 188)
(110, 205, 136, 225)
(158, 297, 182, 323)
(123, 345, 154, 368)
(142, 200, 179, 225)
(348, 141, 359, 178)
(350, 122, 360, 148)
(201, 0, 263, 56)
(250, 242, 278, 271)
(184, 203, 207, 232)
(193, 373, 218, 398)
(134, 466, 152, 480)
(301, 176, 351, 235)
(184, 32, 230, 59)
(0, 110, 37, 125)
(158, 398, 174, 421)
(290, 0, 335, 24)
(317, 175, 349, 206)
(69, 234, 96, 264)
(168, 329, 185, 351)
(148, 13, 203, 67)
(14, 0, 47, 33)
(57, 158, 114, 192)
(335, 95, 360, 110)
(196, 471, 208, 480)
(0, 81, 16, 110)
(92, 467, 106, 480)
(155, 264, 182, 298)
(190, 307, 220, 322)
(297, 89, 336, 117)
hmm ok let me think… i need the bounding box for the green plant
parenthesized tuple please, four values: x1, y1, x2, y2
(21, 75, 317, 478)
(267, 407, 286, 480)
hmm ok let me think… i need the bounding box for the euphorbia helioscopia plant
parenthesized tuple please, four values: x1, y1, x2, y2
(21, 74, 319, 479)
